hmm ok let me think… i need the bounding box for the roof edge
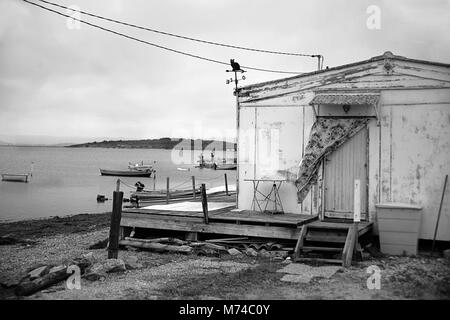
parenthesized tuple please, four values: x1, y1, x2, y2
(238, 52, 450, 92)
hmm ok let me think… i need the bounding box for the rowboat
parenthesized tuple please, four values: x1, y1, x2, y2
(1, 173, 30, 182)
(99, 168, 153, 177)
(215, 164, 237, 170)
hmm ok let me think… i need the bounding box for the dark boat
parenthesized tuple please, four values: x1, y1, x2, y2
(1, 173, 30, 182)
(215, 164, 237, 170)
(99, 168, 153, 177)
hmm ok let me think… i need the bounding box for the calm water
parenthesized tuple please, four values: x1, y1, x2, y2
(0, 146, 235, 221)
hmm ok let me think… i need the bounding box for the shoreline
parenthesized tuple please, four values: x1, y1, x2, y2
(0, 212, 111, 240)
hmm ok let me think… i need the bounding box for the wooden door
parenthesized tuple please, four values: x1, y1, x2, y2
(323, 127, 368, 220)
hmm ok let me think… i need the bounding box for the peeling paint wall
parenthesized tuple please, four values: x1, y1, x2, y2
(237, 56, 450, 240)
(377, 88, 450, 240)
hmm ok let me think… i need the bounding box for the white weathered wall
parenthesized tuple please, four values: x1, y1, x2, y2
(377, 88, 450, 240)
(237, 96, 317, 214)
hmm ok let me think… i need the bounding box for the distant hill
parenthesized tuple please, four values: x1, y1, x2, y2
(0, 140, 12, 146)
(67, 137, 237, 150)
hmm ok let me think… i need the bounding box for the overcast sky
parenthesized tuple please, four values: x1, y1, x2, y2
(0, 0, 449, 144)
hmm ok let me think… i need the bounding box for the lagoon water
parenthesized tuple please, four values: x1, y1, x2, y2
(0, 146, 235, 221)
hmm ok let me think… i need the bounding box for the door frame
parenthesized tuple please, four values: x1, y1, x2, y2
(322, 125, 369, 221)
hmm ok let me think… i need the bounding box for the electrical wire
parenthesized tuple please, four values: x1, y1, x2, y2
(22, 0, 306, 74)
(35, 0, 320, 58)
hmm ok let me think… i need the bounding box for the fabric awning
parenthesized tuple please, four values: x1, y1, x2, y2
(309, 93, 380, 105)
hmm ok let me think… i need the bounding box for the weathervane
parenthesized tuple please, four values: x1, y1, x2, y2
(226, 59, 246, 92)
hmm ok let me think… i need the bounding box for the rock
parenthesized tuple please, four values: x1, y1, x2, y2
(258, 249, 271, 258)
(28, 266, 49, 280)
(124, 256, 143, 270)
(84, 272, 106, 282)
(244, 248, 258, 257)
(268, 250, 288, 259)
(84, 259, 125, 281)
(98, 259, 126, 273)
(88, 238, 108, 250)
(228, 248, 243, 256)
(82, 252, 95, 262)
(443, 249, 450, 259)
(282, 257, 292, 264)
(48, 265, 66, 274)
(1, 279, 20, 288)
(197, 248, 220, 257)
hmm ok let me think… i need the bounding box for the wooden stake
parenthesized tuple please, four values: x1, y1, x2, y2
(201, 183, 209, 224)
(166, 177, 170, 204)
(432, 174, 448, 252)
(108, 190, 123, 259)
(192, 176, 196, 199)
(224, 173, 229, 196)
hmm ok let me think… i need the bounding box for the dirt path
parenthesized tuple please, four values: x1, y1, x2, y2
(1, 213, 449, 300)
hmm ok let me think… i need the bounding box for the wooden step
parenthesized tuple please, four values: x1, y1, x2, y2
(294, 257, 342, 265)
(305, 234, 347, 243)
(301, 246, 343, 252)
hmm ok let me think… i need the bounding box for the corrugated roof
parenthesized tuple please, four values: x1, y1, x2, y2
(309, 93, 380, 105)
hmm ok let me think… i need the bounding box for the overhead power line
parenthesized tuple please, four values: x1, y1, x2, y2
(22, 0, 306, 74)
(35, 0, 320, 59)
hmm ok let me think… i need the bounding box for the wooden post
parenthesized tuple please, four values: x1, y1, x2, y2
(153, 172, 156, 191)
(201, 183, 209, 224)
(108, 188, 123, 259)
(353, 180, 361, 223)
(166, 177, 170, 204)
(224, 173, 229, 196)
(352, 179, 360, 261)
(192, 176, 196, 199)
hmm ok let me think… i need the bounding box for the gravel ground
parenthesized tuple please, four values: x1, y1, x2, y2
(1, 213, 449, 300)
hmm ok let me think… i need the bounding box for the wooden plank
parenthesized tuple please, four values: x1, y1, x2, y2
(302, 246, 342, 252)
(120, 216, 301, 240)
(294, 258, 342, 265)
(342, 224, 357, 267)
(122, 211, 204, 223)
(294, 225, 308, 260)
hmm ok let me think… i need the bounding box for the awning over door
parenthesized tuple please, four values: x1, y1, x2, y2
(309, 93, 380, 105)
(295, 118, 370, 203)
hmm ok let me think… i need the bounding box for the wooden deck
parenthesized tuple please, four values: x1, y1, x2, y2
(120, 196, 373, 242)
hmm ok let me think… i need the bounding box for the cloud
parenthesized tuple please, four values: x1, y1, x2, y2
(0, 0, 449, 143)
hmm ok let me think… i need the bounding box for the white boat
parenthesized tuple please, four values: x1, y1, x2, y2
(128, 161, 154, 171)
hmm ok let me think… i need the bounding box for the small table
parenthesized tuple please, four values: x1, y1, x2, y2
(244, 179, 286, 214)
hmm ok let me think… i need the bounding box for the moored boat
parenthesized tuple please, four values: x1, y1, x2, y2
(100, 168, 153, 177)
(1, 173, 30, 182)
(215, 164, 237, 170)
